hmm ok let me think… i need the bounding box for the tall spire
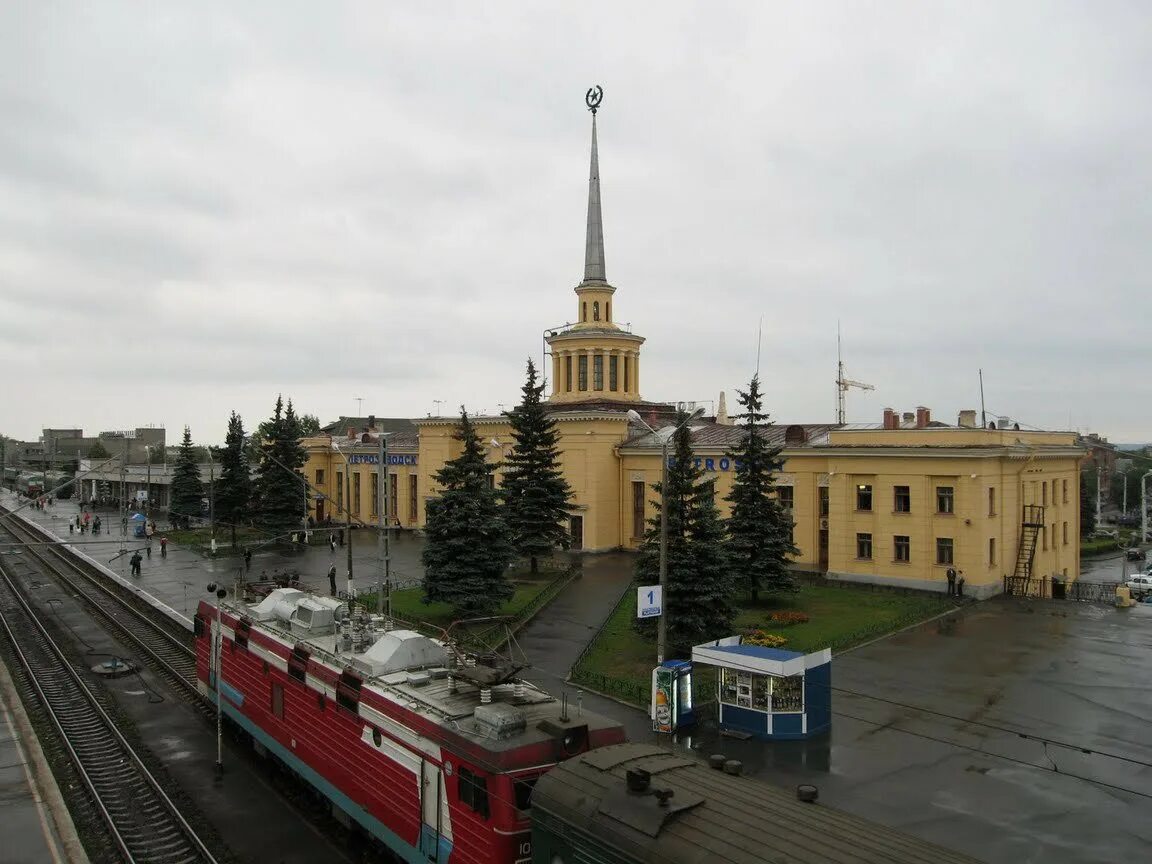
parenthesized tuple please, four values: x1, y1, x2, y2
(583, 86, 606, 284)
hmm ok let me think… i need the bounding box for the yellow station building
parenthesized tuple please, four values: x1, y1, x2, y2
(303, 104, 1084, 600)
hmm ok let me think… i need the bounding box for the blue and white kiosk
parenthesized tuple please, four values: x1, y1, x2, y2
(692, 636, 831, 740)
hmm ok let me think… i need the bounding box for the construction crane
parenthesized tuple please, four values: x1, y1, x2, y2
(836, 325, 874, 424)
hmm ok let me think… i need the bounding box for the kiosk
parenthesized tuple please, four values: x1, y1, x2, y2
(692, 636, 831, 740)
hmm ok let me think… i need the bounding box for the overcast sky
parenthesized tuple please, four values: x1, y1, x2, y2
(2, 2, 1149, 445)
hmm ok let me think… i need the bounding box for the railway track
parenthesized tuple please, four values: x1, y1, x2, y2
(0, 510, 201, 703)
(0, 547, 219, 863)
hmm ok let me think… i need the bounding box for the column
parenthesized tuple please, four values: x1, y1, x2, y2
(552, 351, 561, 397)
(633, 351, 640, 395)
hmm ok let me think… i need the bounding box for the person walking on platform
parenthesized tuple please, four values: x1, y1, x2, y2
(328, 564, 337, 597)
(337, 529, 344, 547)
(69, 521, 74, 535)
(129, 551, 142, 577)
(329, 534, 336, 553)
(946, 567, 957, 596)
(160, 536, 168, 557)
(244, 548, 253, 571)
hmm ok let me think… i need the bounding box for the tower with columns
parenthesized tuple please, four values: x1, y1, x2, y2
(546, 92, 645, 404)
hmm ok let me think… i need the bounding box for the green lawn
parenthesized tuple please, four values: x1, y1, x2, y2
(572, 583, 958, 706)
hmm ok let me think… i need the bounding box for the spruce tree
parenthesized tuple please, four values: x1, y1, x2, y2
(725, 375, 799, 600)
(422, 409, 514, 614)
(215, 412, 252, 548)
(169, 426, 204, 529)
(635, 412, 736, 656)
(502, 359, 572, 573)
(254, 396, 308, 537)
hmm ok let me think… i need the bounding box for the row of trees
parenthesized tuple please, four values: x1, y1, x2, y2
(163, 397, 310, 538)
(421, 364, 797, 655)
(422, 360, 573, 613)
(634, 375, 796, 656)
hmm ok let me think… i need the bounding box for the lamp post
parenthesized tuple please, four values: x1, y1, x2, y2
(332, 439, 356, 598)
(375, 431, 391, 619)
(144, 445, 152, 520)
(626, 406, 705, 663)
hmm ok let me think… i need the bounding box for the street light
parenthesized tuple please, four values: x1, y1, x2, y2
(626, 406, 705, 663)
(331, 439, 356, 598)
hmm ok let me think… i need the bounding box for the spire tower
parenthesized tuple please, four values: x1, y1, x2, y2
(583, 110, 606, 284)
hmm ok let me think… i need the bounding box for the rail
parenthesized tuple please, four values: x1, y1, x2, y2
(0, 559, 219, 864)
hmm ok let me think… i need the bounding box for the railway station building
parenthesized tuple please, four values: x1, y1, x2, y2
(302, 104, 1084, 599)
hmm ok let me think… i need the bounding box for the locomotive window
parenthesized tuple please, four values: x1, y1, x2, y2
(458, 767, 490, 819)
(513, 776, 538, 811)
(271, 683, 284, 720)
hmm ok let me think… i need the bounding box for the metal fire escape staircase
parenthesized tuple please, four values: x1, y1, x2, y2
(1012, 505, 1045, 579)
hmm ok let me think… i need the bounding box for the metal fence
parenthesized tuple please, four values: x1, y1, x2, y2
(1003, 575, 1120, 603)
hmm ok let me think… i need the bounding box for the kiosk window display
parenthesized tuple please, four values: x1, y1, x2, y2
(693, 637, 831, 740)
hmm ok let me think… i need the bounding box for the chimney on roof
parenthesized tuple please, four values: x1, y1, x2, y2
(882, 408, 898, 430)
(901, 412, 915, 428)
(915, 406, 931, 428)
(368, 415, 376, 430)
(958, 409, 977, 428)
(716, 392, 730, 425)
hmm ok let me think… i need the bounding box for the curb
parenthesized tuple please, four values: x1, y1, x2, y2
(0, 656, 91, 864)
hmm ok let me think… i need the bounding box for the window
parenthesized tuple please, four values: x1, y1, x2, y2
(582, 301, 587, 322)
(458, 767, 490, 819)
(1042, 482, 1047, 506)
(408, 475, 418, 523)
(271, 683, 284, 719)
(513, 776, 538, 811)
(988, 486, 996, 516)
(609, 355, 618, 391)
(819, 486, 829, 517)
(605, 301, 610, 321)
(593, 301, 600, 321)
(778, 486, 794, 510)
(856, 532, 873, 560)
(1062, 479, 1068, 504)
(632, 481, 645, 539)
(389, 474, 399, 522)
(856, 484, 873, 511)
(894, 535, 910, 562)
(370, 472, 379, 516)
(336, 472, 343, 509)
(578, 355, 588, 391)
(894, 485, 911, 512)
(936, 537, 954, 565)
(593, 354, 603, 390)
(989, 537, 996, 566)
(1042, 525, 1047, 551)
(623, 355, 630, 392)
(1062, 521, 1068, 545)
(564, 355, 572, 391)
(937, 486, 954, 514)
(315, 469, 325, 486)
(352, 472, 361, 515)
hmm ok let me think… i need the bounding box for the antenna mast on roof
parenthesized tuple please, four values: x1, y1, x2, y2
(836, 323, 874, 424)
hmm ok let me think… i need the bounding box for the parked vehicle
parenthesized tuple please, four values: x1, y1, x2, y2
(1125, 574, 1152, 598)
(1125, 547, 1146, 561)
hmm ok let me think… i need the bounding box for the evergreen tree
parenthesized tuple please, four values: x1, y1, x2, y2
(254, 396, 308, 537)
(169, 426, 204, 529)
(635, 412, 736, 656)
(88, 440, 111, 459)
(725, 375, 799, 600)
(215, 412, 252, 548)
(1080, 472, 1096, 537)
(422, 408, 514, 614)
(502, 359, 572, 573)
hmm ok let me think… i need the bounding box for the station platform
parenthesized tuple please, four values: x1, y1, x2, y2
(0, 659, 88, 864)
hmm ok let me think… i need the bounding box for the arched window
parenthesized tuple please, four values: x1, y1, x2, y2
(582, 302, 587, 322)
(593, 301, 600, 321)
(605, 301, 610, 322)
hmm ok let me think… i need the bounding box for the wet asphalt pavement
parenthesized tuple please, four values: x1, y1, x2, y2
(11, 494, 1152, 863)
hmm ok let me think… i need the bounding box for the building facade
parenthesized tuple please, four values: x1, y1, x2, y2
(301, 101, 1084, 599)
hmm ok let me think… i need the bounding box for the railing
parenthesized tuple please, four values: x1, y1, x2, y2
(1003, 575, 1120, 604)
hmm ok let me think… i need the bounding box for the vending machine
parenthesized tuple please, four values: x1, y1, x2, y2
(651, 659, 695, 733)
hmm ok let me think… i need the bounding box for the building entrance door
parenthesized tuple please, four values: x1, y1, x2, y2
(315, 500, 325, 523)
(818, 528, 829, 571)
(569, 515, 584, 551)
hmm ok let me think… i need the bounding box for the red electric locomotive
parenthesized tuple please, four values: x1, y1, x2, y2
(194, 588, 625, 864)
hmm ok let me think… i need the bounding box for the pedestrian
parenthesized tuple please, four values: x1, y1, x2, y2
(337, 529, 344, 547)
(145, 540, 152, 558)
(160, 536, 168, 557)
(946, 567, 957, 596)
(244, 549, 253, 571)
(69, 522, 74, 535)
(328, 564, 337, 597)
(956, 573, 965, 599)
(329, 535, 336, 553)
(130, 551, 142, 577)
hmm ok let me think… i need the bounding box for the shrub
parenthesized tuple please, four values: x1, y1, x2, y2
(744, 630, 788, 648)
(768, 610, 810, 626)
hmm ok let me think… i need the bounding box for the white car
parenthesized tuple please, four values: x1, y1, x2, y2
(1126, 575, 1152, 598)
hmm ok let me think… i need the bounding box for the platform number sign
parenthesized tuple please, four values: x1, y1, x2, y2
(637, 585, 662, 619)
